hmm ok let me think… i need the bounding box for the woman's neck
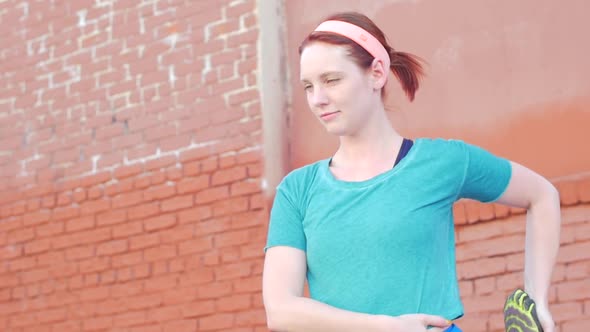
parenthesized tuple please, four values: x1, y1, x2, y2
(332, 109, 403, 169)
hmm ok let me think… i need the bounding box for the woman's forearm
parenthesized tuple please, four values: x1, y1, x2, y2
(266, 295, 393, 332)
(523, 186, 561, 305)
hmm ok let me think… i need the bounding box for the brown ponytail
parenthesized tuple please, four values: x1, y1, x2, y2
(388, 49, 426, 102)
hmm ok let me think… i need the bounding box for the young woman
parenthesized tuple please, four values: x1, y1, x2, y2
(262, 12, 560, 332)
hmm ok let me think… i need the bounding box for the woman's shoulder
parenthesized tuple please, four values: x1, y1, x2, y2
(278, 158, 327, 189)
(413, 137, 470, 157)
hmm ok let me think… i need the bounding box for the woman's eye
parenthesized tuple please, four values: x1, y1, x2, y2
(326, 78, 339, 84)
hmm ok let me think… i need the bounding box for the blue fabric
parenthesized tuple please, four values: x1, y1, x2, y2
(265, 138, 512, 319)
(394, 138, 414, 167)
(445, 324, 463, 331)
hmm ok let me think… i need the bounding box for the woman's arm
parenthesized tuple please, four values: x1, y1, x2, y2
(263, 246, 449, 332)
(495, 161, 561, 332)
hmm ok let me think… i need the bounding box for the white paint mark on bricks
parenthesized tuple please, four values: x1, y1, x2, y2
(77, 10, 87, 28)
(168, 65, 176, 87)
(92, 155, 100, 173)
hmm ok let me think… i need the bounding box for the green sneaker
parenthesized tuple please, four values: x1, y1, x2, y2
(503, 288, 544, 332)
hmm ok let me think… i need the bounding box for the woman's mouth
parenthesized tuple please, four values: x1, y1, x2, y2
(320, 111, 340, 121)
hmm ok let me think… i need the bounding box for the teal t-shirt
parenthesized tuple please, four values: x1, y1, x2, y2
(264, 138, 512, 320)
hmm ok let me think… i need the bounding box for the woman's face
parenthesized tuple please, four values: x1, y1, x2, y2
(299, 42, 380, 136)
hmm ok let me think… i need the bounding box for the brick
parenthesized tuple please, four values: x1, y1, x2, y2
(65, 215, 95, 232)
(97, 239, 128, 256)
(216, 294, 251, 313)
(496, 271, 523, 291)
(160, 134, 191, 152)
(179, 146, 212, 163)
(456, 234, 524, 261)
(144, 274, 177, 293)
(196, 217, 232, 236)
(233, 276, 262, 294)
(56, 192, 73, 206)
(8, 256, 36, 272)
(196, 186, 229, 204)
(144, 125, 177, 143)
(161, 194, 194, 212)
(458, 256, 506, 279)
(167, 166, 183, 181)
(144, 214, 177, 232)
(177, 175, 210, 194)
(148, 305, 183, 323)
(52, 206, 80, 222)
(235, 309, 266, 327)
(36, 220, 64, 237)
(565, 260, 590, 280)
(551, 302, 584, 323)
(144, 245, 176, 262)
(24, 237, 51, 254)
(557, 279, 590, 301)
(23, 211, 51, 226)
(52, 228, 111, 249)
(239, 244, 264, 260)
(113, 220, 143, 238)
(7, 227, 35, 244)
(144, 183, 176, 201)
(179, 236, 213, 256)
(0, 273, 20, 288)
(113, 311, 147, 327)
(112, 191, 143, 209)
(214, 229, 250, 248)
(130, 233, 160, 250)
(152, 318, 194, 332)
(160, 224, 194, 244)
(87, 186, 103, 200)
(181, 300, 215, 318)
(128, 202, 160, 220)
(149, 170, 168, 186)
(80, 199, 111, 215)
(229, 210, 263, 230)
(562, 318, 590, 332)
(96, 209, 127, 226)
(578, 178, 590, 203)
(197, 313, 234, 331)
(83, 316, 112, 331)
(572, 221, 590, 241)
(158, 288, 194, 306)
(10, 312, 37, 327)
(214, 262, 251, 281)
(558, 241, 590, 263)
(474, 276, 495, 295)
(230, 180, 260, 196)
(112, 251, 143, 268)
(37, 308, 67, 323)
(249, 193, 265, 210)
(462, 291, 508, 313)
(558, 181, 579, 206)
(79, 256, 110, 274)
(127, 293, 163, 310)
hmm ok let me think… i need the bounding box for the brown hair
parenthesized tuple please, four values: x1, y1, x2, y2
(299, 12, 426, 102)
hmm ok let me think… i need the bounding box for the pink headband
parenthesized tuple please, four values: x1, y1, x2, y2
(314, 20, 391, 70)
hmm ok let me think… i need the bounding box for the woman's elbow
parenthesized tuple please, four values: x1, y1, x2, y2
(264, 297, 289, 331)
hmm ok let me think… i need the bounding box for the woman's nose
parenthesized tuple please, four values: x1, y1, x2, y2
(310, 86, 329, 107)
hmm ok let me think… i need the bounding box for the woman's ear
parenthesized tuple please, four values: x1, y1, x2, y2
(370, 58, 388, 90)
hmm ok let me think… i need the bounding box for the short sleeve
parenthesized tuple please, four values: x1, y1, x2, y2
(264, 180, 307, 252)
(455, 140, 513, 203)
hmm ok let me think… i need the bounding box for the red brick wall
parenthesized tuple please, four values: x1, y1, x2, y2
(1, 1, 267, 331)
(2, 1, 590, 332)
